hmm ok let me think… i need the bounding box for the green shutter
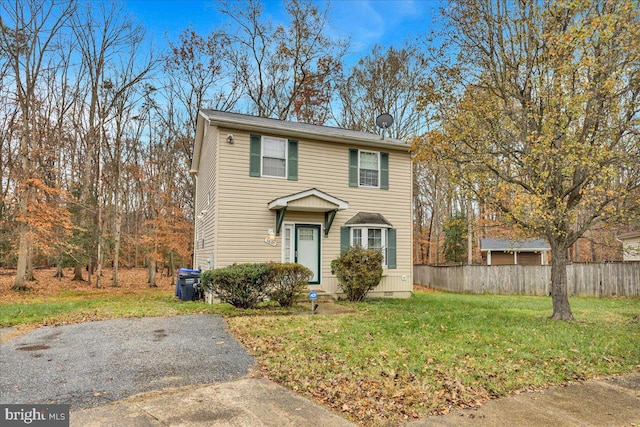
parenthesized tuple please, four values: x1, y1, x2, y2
(349, 148, 358, 187)
(387, 228, 397, 269)
(380, 152, 389, 190)
(340, 226, 350, 253)
(249, 134, 261, 177)
(288, 139, 298, 181)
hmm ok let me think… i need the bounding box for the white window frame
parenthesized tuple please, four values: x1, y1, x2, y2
(261, 136, 288, 178)
(358, 150, 380, 188)
(350, 226, 388, 268)
(282, 224, 295, 263)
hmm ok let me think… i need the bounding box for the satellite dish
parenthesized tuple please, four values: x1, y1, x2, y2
(376, 113, 394, 140)
(376, 113, 394, 130)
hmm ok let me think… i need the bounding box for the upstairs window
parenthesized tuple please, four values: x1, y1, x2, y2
(359, 151, 379, 187)
(262, 137, 287, 178)
(250, 134, 298, 180)
(349, 148, 389, 189)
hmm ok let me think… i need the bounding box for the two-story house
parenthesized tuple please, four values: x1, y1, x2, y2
(190, 110, 413, 298)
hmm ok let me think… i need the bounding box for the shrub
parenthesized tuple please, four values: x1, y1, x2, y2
(331, 246, 383, 302)
(201, 263, 271, 309)
(267, 263, 312, 307)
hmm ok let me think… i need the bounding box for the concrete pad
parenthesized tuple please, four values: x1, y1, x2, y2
(71, 378, 355, 427)
(71, 404, 165, 427)
(407, 375, 640, 427)
(605, 372, 640, 394)
(528, 380, 640, 426)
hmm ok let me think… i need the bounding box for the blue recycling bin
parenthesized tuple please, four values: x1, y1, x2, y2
(176, 268, 200, 301)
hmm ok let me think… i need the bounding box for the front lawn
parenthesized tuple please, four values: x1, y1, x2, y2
(2, 271, 638, 426)
(228, 292, 640, 426)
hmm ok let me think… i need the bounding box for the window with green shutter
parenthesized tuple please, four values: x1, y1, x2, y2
(249, 134, 261, 177)
(249, 134, 298, 180)
(348, 148, 389, 189)
(287, 139, 298, 180)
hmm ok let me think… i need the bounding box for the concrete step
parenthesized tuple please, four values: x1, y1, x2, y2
(298, 290, 337, 303)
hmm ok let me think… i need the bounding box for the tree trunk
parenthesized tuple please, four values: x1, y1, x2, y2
(148, 258, 157, 288)
(169, 252, 175, 286)
(12, 232, 29, 291)
(87, 259, 92, 287)
(54, 263, 64, 279)
(112, 208, 122, 287)
(467, 202, 473, 265)
(549, 241, 574, 321)
(26, 240, 35, 281)
(72, 263, 84, 281)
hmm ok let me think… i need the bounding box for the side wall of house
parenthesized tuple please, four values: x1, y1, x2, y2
(623, 236, 640, 261)
(193, 124, 218, 271)
(212, 125, 413, 297)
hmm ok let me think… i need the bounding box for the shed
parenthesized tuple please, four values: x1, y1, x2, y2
(619, 231, 640, 262)
(480, 238, 550, 266)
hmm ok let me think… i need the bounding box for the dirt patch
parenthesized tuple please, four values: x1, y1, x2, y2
(297, 301, 356, 316)
(0, 267, 175, 303)
(414, 284, 439, 293)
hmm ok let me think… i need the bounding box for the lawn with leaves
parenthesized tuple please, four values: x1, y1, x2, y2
(0, 268, 301, 337)
(228, 292, 640, 426)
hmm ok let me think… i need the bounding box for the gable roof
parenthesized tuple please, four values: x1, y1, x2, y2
(191, 109, 409, 174)
(480, 238, 550, 252)
(619, 230, 640, 240)
(268, 188, 348, 212)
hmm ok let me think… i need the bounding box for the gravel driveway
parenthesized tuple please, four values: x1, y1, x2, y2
(0, 315, 254, 409)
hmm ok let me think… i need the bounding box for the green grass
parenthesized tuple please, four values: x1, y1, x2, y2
(0, 291, 304, 329)
(228, 292, 640, 425)
(2, 288, 638, 426)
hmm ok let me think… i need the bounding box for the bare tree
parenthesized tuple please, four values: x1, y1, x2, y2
(165, 28, 240, 158)
(337, 44, 428, 139)
(72, 0, 156, 287)
(0, 0, 76, 289)
(218, 0, 347, 121)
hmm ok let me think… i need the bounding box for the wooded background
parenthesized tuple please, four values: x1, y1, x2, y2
(1, 0, 638, 292)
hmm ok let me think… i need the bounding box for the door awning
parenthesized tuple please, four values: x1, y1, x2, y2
(268, 188, 348, 237)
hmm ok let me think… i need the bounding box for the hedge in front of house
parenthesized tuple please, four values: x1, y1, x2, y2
(201, 263, 271, 309)
(267, 262, 312, 307)
(201, 262, 312, 309)
(331, 246, 383, 302)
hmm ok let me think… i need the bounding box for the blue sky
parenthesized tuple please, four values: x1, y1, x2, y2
(123, 0, 441, 66)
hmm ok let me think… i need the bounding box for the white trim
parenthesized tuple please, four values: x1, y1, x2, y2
(282, 223, 295, 263)
(347, 222, 393, 229)
(282, 222, 323, 284)
(358, 149, 381, 188)
(349, 226, 388, 268)
(261, 136, 288, 179)
(268, 188, 348, 210)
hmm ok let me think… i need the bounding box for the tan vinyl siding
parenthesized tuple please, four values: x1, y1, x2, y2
(193, 125, 218, 271)
(212, 125, 413, 295)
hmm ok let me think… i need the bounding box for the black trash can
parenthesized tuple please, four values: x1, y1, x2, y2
(176, 268, 200, 301)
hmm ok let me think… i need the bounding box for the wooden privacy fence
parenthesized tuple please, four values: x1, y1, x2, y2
(414, 263, 640, 297)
